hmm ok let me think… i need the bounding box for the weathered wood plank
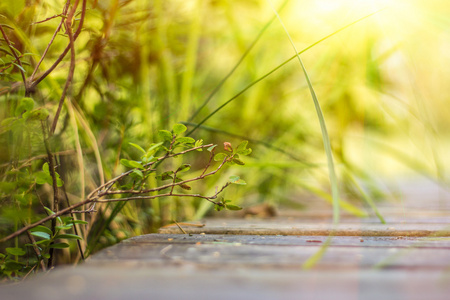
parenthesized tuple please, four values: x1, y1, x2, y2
(2, 233, 450, 300)
(159, 219, 450, 236)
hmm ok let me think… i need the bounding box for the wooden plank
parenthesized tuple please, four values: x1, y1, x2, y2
(2, 233, 450, 300)
(158, 219, 450, 236)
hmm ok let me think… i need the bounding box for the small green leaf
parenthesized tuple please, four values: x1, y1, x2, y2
(31, 231, 51, 240)
(14, 98, 34, 117)
(176, 164, 191, 173)
(42, 162, 50, 174)
(49, 243, 70, 249)
(43, 206, 55, 215)
(6, 247, 26, 256)
(214, 153, 228, 162)
(207, 145, 217, 152)
(158, 130, 173, 141)
(34, 171, 51, 185)
(179, 183, 191, 190)
(31, 225, 53, 235)
(147, 142, 164, 152)
(232, 158, 245, 165)
(129, 142, 146, 155)
(214, 204, 224, 211)
(120, 159, 144, 169)
(25, 108, 49, 121)
(225, 204, 242, 211)
(238, 148, 252, 156)
(4, 261, 25, 271)
(55, 234, 82, 240)
(131, 169, 144, 179)
(175, 137, 195, 144)
(194, 139, 203, 150)
(229, 175, 240, 183)
(172, 123, 187, 135)
(70, 220, 89, 225)
(236, 140, 248, 153)
(55, 225, 73, 230)
(156, 171, 174, 180)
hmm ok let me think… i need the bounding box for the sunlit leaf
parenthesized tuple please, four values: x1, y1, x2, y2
(172, 123, 187, 135)
(175, 137, 195, 144)
(55, 234, 82, 240)
(120, 159, 144, 169)
(214, 153, 228, 162)
(31, 231, 51, 240)
(176, 164, 191, 173)
(225, 204, 242, 211)
(129, 142, 146, 154)
(158, 130, 173, 141)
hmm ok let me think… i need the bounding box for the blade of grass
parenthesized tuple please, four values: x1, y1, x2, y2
(344, 168, 386, 224)
(268, 1, 340, 225)
(188, 0, 289, 122)
(186, 9, 384, 136)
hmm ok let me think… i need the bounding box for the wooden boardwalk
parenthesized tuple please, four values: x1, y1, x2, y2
(2, 180, 450, 300)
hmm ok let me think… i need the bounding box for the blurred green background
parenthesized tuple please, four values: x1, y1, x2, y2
(1, 0, 449, 261)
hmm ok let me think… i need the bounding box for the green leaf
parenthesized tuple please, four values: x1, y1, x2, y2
(147, 142, 164, 152)
(229, 176, 247, 185)
(6, 247, 26, 256)
(179, 183, 191, 190)
(158, 130, 173, 141)
(131, 169, 144, 179)
(43, 206, 55, 215)
(156, 171, 174, 180)
(34, 171, 51, 185)
(207, 145, 217, 152)
(229, 175, 240, 183)
(55, 225, 73, 230)
(70, 220, 89, 225)
(4, 261, 25, 271)
(120, 159, 144, 169)
(49, 243, 70, 249)
(172, 123, 187, 135)
(25, 108, 49, 121)
(55, 234, 82, 240)
(31, 231, 51, 240)
(232, 158, 245, 165)
(42, 162, 50, 174)
(31, 225, 52, 235)
(176, 164, 191, 173)
(194, 139, 203, 150)
(214, 204, 224, 211)
(225, 204, 242, 211)
(238, 148, 252, 156)
(129, 142, 146, 155)
(214, 153, 228, 162)
(236, 140, 248, 153)
(175, 137, 195, 144)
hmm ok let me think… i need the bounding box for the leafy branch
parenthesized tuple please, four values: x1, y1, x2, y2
(0, 124, 252, 243)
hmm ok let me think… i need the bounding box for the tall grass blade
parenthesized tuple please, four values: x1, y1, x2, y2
(268, 1, 340, 224)
(187, 9, 384, 135)
(188, 0, 289, 122)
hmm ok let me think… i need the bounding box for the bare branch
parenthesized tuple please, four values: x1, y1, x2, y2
(30, 0, 87, 89)
(50, 0, 79, 135)
(0, 25, 27, 91)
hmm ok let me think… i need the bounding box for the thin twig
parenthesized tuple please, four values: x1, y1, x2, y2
(0, 145, 226, 243)
(50, 0, 79, 135)
(0, 25, 27, 91)
(30, 1, 70, 82)
(30, 0, 86, 89)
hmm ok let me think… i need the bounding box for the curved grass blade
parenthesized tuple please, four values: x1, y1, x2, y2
(189, 0, 289, 122)
(187, 9, 384, 136)
(268, 0, 340, 224)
